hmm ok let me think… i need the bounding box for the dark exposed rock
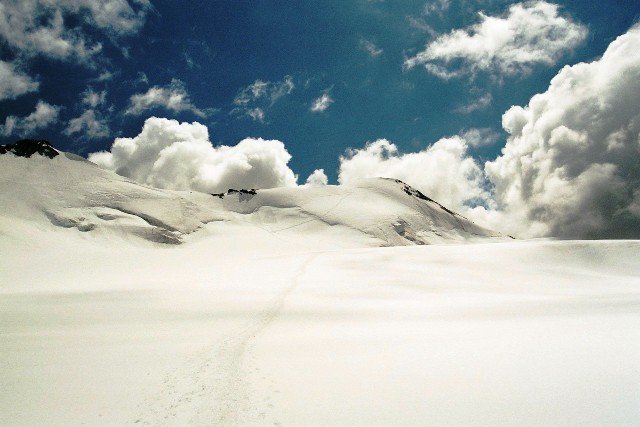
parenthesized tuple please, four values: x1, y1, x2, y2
(401, 183, 435, 203)
(0, 139, 59, 159)
(383, 177, 469, 220)
(215, 189, 258, 199)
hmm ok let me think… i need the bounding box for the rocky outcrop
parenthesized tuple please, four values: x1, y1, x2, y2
(0, 139, 59, 159)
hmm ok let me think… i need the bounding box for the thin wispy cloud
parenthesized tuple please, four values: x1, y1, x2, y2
(423, 0, 450, 17)
(310, 92, 334, 113)
(0, 60, 39, 101)
(455, 93, 493, 113)
(232, 76, 295, 122)
(247, 108, 266, 123)
(64, 88, 111, 139)
(406, 16, 436, 35)
(81, 88, 107, 109)
(360, 38, 383, 58)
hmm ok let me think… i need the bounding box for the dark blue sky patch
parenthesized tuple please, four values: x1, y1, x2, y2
(1, 0, 639, 183)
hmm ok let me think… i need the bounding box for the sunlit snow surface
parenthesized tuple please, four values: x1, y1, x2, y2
(1, 153, 639, 426)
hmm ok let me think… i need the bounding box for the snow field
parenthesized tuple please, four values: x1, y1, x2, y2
(1, 234, 639, 426)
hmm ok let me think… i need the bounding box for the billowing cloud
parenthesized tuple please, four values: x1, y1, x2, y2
(340, 25, 640, 239)
(232, 76, 295, 122)
(480, 24, 640, 238)
(126, 79, 204, 117)
(310, 92, 334, 113)
(304, 169, 329, 187)
(0, 60, 39, 101)
(405, 1, 587, 80)
(1, 100, 61, 137)
(88, 117, 298, 193)
(338, 137, 491, 212)
(0, 0, 151, 62)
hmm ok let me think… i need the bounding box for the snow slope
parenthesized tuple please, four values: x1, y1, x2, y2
(0, 147, 503, 248)
(1, 146, 639, 426)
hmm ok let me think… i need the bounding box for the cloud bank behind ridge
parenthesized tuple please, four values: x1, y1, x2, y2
(88, 25, 640, 239)
(482, 24, 640, 238)
(89, 117, 298, 193)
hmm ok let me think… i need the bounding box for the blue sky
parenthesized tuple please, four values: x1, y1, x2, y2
(1, 0, 640, 238)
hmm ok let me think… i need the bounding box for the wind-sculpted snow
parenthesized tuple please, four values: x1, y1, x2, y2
(0, 148, 222, 245)
(0, 147, 504, 246)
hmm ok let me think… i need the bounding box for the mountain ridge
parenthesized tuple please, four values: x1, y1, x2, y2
(0, 140, 506, 247)
(0, 139, 59, 159)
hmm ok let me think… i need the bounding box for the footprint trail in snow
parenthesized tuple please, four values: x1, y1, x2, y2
(133, 254, 316, 426)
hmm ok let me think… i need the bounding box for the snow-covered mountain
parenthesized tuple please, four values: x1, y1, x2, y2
(0, 140, 504, 247)
(2, 141, 639, 427)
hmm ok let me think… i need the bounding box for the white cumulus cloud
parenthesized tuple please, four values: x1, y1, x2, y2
(341, 25, 640, 239)
(338, 137, 491, 212)
(1, 100, 61, 137)
(88, 117, 298, 193)
(480, 24, 640, 238)
(304, 169, 329, 187)
(126, 79, 204, 117)
(0, 60, 39, 101)
(405, 1, 588, 80)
